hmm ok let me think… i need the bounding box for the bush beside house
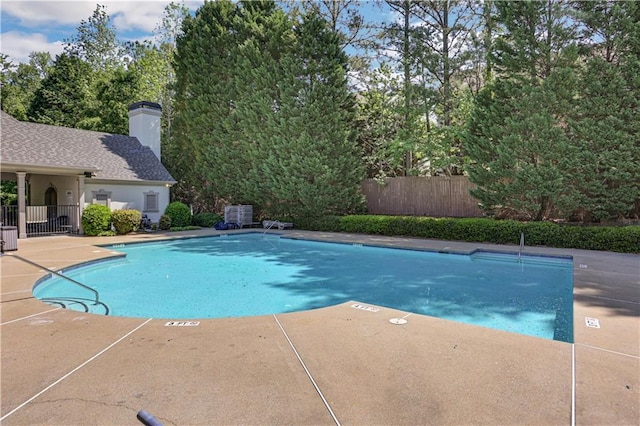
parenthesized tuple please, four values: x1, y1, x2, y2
(112, 209, 142, 235)
(81, 204, 112, 236)
(164, 202, 191, 227)
(159, 215, 172, 230)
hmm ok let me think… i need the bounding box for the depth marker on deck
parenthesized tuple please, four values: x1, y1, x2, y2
(165, 321, 200, 327)
(351, 303, 379, 312)
(585, 317, 600, 328)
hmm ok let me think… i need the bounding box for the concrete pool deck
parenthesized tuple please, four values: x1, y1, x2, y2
(1, 229, 638, 425)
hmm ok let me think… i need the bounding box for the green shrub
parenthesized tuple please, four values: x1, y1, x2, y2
(164, 201, 191, 227)
(112, 209, 142, 235)
(82, 204, 112, 236)
(192, 212, 222, 228)
(295, 215, 640, 253)
(159, 215, 172, 230)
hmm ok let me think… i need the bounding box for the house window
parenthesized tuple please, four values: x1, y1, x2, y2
(92, 190, 111, 207)
(144, 191, 159, 212)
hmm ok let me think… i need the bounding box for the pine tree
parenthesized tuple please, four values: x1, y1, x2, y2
(171, 1, 364, 217)
(28, 54, 94, 127)
(563, 0, 640, 221)
(171, 0, 241, 207)
(465, 0, 578, 220)
(260, 12, 364, 217)
(0, 52, 52, 120)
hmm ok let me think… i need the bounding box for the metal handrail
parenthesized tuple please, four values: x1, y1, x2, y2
(518, 232, 525, 261)
(262, 220, 279, 236)
(8, 254, 100, 305)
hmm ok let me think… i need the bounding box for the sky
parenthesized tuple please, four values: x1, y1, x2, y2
(1, 0, 391, 65)
(0, 0, 204, 64)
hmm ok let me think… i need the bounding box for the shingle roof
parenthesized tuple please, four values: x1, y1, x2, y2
(1, 111, 175, 183)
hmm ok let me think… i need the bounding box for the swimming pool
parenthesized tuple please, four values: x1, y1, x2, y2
(33, 234, 574, 342)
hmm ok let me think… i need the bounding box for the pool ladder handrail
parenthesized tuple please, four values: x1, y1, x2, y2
(518, 232, 525, 261)
(262, 220, 278, 236)
(8, 253, 101, 305)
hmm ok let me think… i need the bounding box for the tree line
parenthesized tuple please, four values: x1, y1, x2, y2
(1, 0, 638, 222)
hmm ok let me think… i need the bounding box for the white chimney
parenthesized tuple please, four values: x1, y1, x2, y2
(128, 101, 162, 161)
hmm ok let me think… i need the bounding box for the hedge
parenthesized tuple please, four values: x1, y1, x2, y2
(295, 215, 640, 253)
(192, 212, 222, 228)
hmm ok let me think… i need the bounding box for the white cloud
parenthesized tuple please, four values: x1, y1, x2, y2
(1, 1, 100, 27)
(111, 1, 185, 34)
(0, 31, 64, 63)
(1, 1, 203, 63)
(2, 1, 201, 32)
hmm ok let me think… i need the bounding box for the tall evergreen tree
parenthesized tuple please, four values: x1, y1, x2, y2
(28, 53, 94, 127)
(563, 0, 640, 221)
(259, 11, 363, 217)
(172, 1, 363, 217)
(0, 52, 52, 120)
(94, 67, 141, 134)
(465, 0, 578, 220)
(171, 0, 249, 209)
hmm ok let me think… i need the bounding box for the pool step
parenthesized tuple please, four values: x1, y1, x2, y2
(41, 297, 110, 315)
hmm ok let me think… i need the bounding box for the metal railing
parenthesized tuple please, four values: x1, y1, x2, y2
(9, 253, 102, 307)
(1, 205, 80, 237)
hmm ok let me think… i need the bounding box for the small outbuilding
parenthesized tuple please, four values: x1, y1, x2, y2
(0, 102, 176, 238)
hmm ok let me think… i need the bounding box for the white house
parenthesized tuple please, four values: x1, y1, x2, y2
(0, 102, 176, 238)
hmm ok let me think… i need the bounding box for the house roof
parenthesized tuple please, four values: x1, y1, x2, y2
(0, 111, 176, 184)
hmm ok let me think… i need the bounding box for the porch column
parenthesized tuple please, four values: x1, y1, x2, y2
(77, 175, 85, 235)
(16, 172, 27, 239)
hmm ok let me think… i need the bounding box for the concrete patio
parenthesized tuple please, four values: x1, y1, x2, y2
(1, 229, 638, 425)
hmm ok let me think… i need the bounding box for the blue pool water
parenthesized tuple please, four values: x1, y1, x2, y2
(33, 234, 574, 342)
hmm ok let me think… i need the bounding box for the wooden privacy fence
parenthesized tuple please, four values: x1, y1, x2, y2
(361, 176, 483, 218)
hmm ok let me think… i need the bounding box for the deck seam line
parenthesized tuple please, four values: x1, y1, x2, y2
(571, 344, 575, 426)
(575, 343, 639, 359)
(576, 294, 639, 305)
(0, 317, 153, 421)
(1, 307, 62, 325)
(273, 314, 341, 426)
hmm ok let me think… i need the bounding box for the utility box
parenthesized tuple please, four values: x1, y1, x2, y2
(224, 205, 254, 227)
(0, 226, 18, 252)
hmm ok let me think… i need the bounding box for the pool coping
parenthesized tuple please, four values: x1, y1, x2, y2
(1, 229, 638, 425)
